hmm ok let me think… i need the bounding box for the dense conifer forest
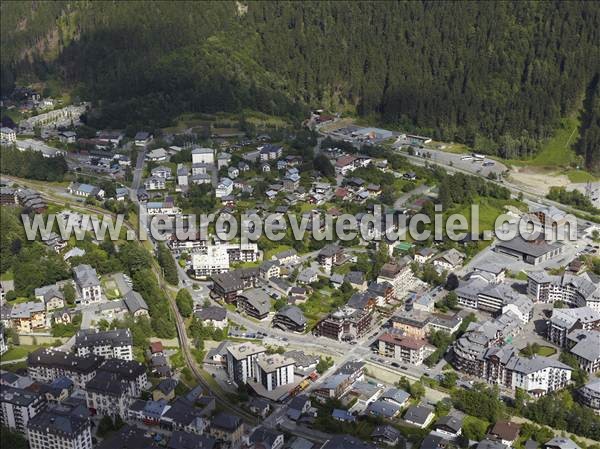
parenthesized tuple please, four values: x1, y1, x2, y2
(1, 1, 599, 170)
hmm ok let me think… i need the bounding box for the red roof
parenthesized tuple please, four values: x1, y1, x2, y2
(150, 341, 164, 353)
(378, 333, 426, 350)
(335, 187, 349, 199)
(335, 155, 357, 168)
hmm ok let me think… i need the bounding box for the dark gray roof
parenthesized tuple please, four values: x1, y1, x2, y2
(250, 426, 283, 447)
(211, 412, 242, 431)
(124, 290, 148, 314)
(495, 236, 561, 258)
(27, 404, 90, 437)
(195, 306, 227, 322)
(98, 358, 146, 380)
(156, 378, 178, 395)
(75, 328, 132, 349)
(72, 264, 100, 288)
(163, 397, 204, 426)
(403, 404, 434, 425)
(97, 425, 160, 449)
(238, 288, 271, 315)
(322, 434, 378, 449)
(28, 348, 102, 373)
(544, 437, 581, 449)
(275, 305, 307, 326)
(371, 424, 401, 441)
(167, 431, 216, 449)
(435, 414, 463, 433)
(85, 370, 128, 396)
(0, 385, 42, 406)
(367, 399, 401, 418)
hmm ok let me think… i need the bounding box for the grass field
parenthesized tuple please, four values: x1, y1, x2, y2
(1, 344, 46, 362)
(564, 169, 599, 183)
(451, 197, 526, 233)
(520, 345, 557, 357)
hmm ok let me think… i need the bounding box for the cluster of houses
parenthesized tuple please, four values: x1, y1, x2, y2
(0, 327, 254, 449)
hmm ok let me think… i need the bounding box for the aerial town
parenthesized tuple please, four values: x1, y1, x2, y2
(1, 3, 600, 449)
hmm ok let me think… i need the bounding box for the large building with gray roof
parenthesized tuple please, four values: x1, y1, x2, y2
(74, 328, 133, 361)
(226, 342, 267, 386)
(236, 288, 272, 320)
(546, 307, 600, 347)
(528, 271, 600, 311)
(0, 385, 45, 434)
(566, 329, 600, 373)
(494, 236, 563, 265)
(272, 305, 307, 332)
(27, 403, 92, 449)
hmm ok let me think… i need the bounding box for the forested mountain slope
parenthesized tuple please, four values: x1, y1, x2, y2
(1, 1, 599, 170)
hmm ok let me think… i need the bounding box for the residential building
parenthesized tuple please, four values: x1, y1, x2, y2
(273, 306, 307, 333)
(144, 176, 166, 190)
(315, 307, 372, 341)
(483, 345, 572, 397)
(123, 290, 149, 318)
(168, 431, 216, 449)
(194, 306, 227, 329)
(433, 248, 465, 271)
(211, 268, 259, 303)
(544, 437, 581, 449)
(145, 147, 168, 161)
(97, 358, 147, 397)
(227, 343, 267, 385)
(403, 405, 435, 428)
(546, 307, 600, 347)
(434, 415, 463, 437)
(192, 147, 215, 164)
(271, 249, 299, 265)
(151, 165, 172, 179)
(249, 426, 284, 449)
(27, 348, 102, 388)
(27, 404, 92, 449)
(73, 264, 102, 304)
(414, 247, 437, 264)
(74, 328, 133, 360)
(259, 144, 283, 161)
(237, 288, 272, 320)
(192, 246, 230, 276)
(322, 435, 378, 449)
(134, 131, 153, 146)
(371, 425, 404, 447)
(377, 333, 427, 365)
(85, 370, 131, 419)
(317, 244, 344, 273)
(254, 354, 295, 391)
(377, 257, 414, 298)
(488, 421, 521, 446)
(577, 378, 600, 413)
(0, 186, 17, 206)
(216, 178, 234, 198)
(146, 201, 181, 216)
(209, 412, 244, 448)
(313, 374, 354, 402)
(0, 126, 16, 143)
(8, 301, 46, 333)
(260, 260, 281, 280)
(0, 386, 45, 434)
(565, 329, 600, 373)
(527, 271, 600, 310)
(68, 183, 105, 199)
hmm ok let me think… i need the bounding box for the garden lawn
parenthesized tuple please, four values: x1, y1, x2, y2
(1, 344, 46, 362)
